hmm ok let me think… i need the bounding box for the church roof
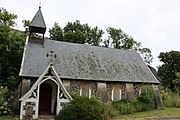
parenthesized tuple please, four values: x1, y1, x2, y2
(29, 7, 46, 29)
(19, 38, 160, 84)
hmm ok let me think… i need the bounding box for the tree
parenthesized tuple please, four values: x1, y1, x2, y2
(22, 19, 30, 34)
(105, 27, 136, 49)
(138, 47, 153, 64)
(49, 20, 104, 46)
(49, 22, 63, 41)
(0, 8, 17, 27)
(172, 72, 180, 95)
(49, 22, 153, 63)
(0, 8, 25, 91)
(157, 51, 180, 89)
(104, 27, 153, 64)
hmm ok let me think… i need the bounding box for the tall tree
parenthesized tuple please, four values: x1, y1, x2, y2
(49, 20, 104, 46)
(157, 51, 180, 89)
(0, 8, 17, 27)
(85, 26, 104, 46)
(49, 23, 153, 63)
(105, 27, 136, 49)
(63, 20, 88, 44)
(0, 8, 25, 90)
(172, 72, 180, 95)
(22, 19, 30, 34)
(104, 27, 153, 64)
(49, 22, 63, 41)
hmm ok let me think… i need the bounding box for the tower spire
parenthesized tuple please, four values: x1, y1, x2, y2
(29, 6, 46, 44)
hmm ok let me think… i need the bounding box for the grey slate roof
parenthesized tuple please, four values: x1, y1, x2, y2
(19, 38, 160, 84)
(29, 7, 46, 29)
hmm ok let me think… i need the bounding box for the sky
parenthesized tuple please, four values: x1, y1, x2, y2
(1, 0, 180, 68)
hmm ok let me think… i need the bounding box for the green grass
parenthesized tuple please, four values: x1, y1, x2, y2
(0, 108, 180, 120)
(115, 108, 180, 120)
(0, 115, 17, 120)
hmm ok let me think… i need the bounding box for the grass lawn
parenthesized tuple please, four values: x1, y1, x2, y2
(0, 115, 17, 120)
(0, 108, 180, 120)
(115, 108, 180, 120)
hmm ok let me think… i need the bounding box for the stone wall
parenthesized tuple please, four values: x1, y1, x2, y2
(22, 102, 36, 120)
(133, 83, 141, 97)
(120, 83, 126, 100)
(18, 77, 162, 120)
(68, 80, 114, 101)
(68, 80, 138, 102)
(106, 83, 113, 101)
(12, 79, 31, 114)
(70, 80, 81, 94)
(126, 83, 135, 100)
(67, 80, 140, 102)
(90, 82, 97, 97)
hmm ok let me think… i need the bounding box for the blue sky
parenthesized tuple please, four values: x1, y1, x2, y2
(1, 0, 180, 68)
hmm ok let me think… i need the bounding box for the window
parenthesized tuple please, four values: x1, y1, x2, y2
(139, 88, 141, 95)
(111, 84, 122, 101)
(80, 82, 91, 98)
(97, 82, 107, 102)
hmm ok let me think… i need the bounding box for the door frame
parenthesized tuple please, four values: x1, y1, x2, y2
(38, 78, 58, 116)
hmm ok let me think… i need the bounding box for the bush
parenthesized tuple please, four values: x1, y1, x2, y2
(56, 95, 117, 120)
(112, 100, 143, 114)
(161, 90, 180, 108)
(138, 85, 155, 110)
(112, 85, 155, 114)
(0, 86, 12, 115)
(101, 103, 118, 120)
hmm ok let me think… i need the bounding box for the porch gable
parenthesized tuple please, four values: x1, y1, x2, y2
(19, 63, 72, 120)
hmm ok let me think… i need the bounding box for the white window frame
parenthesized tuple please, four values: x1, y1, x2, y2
(119, 89, 122, 100)
(111, 87, 114, 101)
(80, 87, 82, 96)
(80, 86, 91, 98)
(139, 88, 141, 95)
(89, 87, 91, 98)
(111, 87, 122, 101)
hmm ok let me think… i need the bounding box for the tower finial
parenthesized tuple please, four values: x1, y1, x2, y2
(39, 0, 41, 8)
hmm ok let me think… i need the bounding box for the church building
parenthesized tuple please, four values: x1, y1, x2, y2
(18, 7, 163, 120)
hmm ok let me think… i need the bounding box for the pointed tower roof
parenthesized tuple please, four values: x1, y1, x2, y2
(29, 6, 46, 34)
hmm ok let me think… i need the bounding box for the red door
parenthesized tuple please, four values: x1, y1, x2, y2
(39, 83, 52, 114)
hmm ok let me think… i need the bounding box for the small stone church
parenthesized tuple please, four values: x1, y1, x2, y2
(17, 7, 163, 120)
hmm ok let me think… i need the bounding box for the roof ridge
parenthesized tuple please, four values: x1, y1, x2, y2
(45, 38, 138, 53)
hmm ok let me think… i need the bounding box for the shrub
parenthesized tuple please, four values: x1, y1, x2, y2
(161, 90, 180, 108)
(56, 95, 117, 120)
(0, 86, 12, 115)
(112, 85, 155, 114)
(112, 100, 143, 114)
(101, 103, 118, 120)
(138, 85, 155, 110)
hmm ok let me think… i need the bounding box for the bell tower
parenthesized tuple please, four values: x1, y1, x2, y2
(29, 6, 46, 44)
